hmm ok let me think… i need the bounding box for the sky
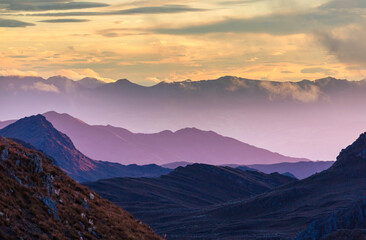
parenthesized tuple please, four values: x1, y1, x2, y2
(1, 0, 366, 85)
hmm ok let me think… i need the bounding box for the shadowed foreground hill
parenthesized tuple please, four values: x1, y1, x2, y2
(85, 133, 366, 239)
(0, 115, 170, 182)
(84, 164, 296, 237)
(143, 133, 366, 239)
(0, 137, 160, 240)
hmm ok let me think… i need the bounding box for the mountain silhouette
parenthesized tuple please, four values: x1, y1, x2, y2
(0, 115, 170, 182)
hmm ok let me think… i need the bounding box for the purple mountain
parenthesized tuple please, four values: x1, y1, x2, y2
(42, 111, 311, 165)
(0, 115, 171, 182)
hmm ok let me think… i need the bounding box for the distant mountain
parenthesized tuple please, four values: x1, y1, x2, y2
(77, 77, 107, 89)
(4, 75, 366, 160)
(281, 172, 297, 179)
(0, 137, 160, 240)
(143, 132, 366, 239)
(0, 115, 171, 182)
(43, 111, 310, 165)
(166, 161, 332, 179)
(238, 161, 334, 179)
(161, 161, 193, 169)
(84, 164, 296, 236)
(0, 120, 15, 130)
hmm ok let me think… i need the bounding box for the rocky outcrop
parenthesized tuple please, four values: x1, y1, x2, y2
(297, 198, 366, 240)
(26, 152, 43, 174)
(0, 137, 8, 161)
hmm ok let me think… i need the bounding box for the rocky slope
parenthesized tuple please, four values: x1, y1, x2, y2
(0, 137, 160, 240)
(297, 198, 366, 240)
(84, 164, 296, 237)
(0, 115, 170, 182)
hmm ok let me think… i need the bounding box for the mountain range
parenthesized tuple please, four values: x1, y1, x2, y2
(2, 75, 366, 160)
(84, 164, 296, 237)
(163, 161, 334, 179)
(0, 112, 331, 178)
(84, 132, 366, 239)
(0, 115, 171, 182)
(0, 136, 160, 240)
(41, 111, 310, 165)
(239, 161, 334, 179)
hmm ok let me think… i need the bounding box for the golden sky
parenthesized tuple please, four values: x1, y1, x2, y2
(1, 0, 366, 85)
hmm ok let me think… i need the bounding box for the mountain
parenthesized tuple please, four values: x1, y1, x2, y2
(0, 120, 15, 130)
(137, 132, 366, 239)
(238, 161, 334, 179)
(164, 161, 333, 179)
(4, 75, 366, 160)
(0, 137, 160, 240)
(281, 172, 297, 179)
(161, 161, 193, 169)
(84, 164, 296, 237)
(77, 77, 107, 89)
(0, 76, 366, 161)
(0, 115, 171, 182)
(42, 111, 310, 165)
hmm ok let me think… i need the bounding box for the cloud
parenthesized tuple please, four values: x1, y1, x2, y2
(0, 0, 108, 11)
(0, 18, 34, 27)
(225, 77, 249, 91)
(96, 28, 149, 38)
(21, 82, 60, 93)
(218, 0, 266, 5)
(281, 70, 293, 74)
(56, 68, 115, 83)
(152, 10, 357, 35)
(27, 5, 206, 16)
(0, 69, 39, 76)
(320, 0, 366, 9)
(260, 81, 322, 103)
(315, 23, 366, 66)
(301, 67, 337, 75)
(38, 18, 89, 23)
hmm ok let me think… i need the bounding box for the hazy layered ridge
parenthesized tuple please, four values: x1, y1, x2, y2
(0, 137, 161, 240)
(40, 111, 309, 165)
(0, 115, 171, 182)
(1, 76, 366, 160)
(242, 161, 334, 179)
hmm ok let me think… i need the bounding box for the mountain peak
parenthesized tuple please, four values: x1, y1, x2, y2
(78, 77, 106, 89)
(116, 78, 134, 85)
(334, 133, 366, 168)
(43, 111, 88, 125)
(217, 76, 240, 81)
(0, 114, 96, 179)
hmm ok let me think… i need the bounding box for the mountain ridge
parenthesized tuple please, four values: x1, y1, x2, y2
(83, 132, 366, 239)
(2, 75, 366, 160)
(0, 115, 171, 182)
(41, 111, 312, 165)
(149, 132, 366, 239)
